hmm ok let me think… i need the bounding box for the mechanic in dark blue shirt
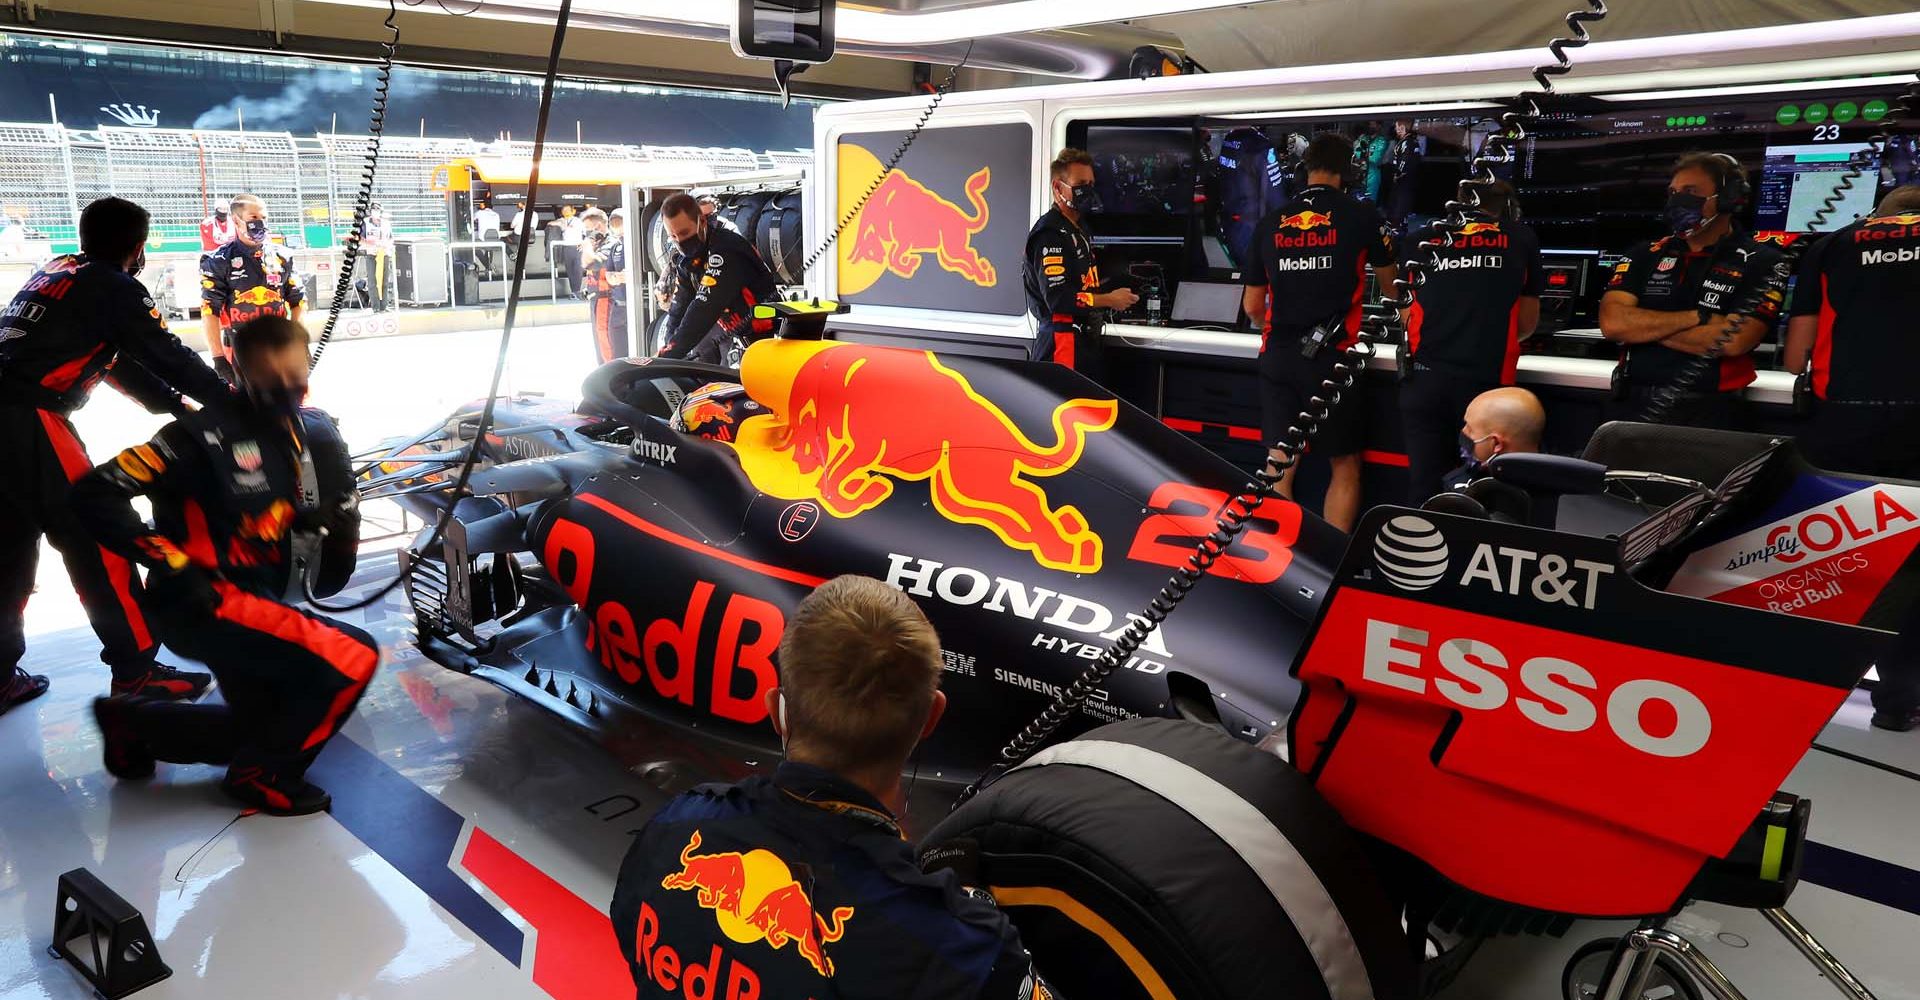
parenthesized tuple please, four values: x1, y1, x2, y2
(611, 575, 1053, 1000)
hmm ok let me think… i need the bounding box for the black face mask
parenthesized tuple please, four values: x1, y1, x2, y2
(676, 225, 707, 258)
(246, 218, 269, 242)
(237, 371, 305, 422)
(1664, 192, 1712, 236)
(1459, 432, 1489, 471)
(214, 210, 228, 221)
(1067, 183, 1103, 215)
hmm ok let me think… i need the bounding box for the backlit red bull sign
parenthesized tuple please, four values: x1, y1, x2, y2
(834, 122, 1032, 315)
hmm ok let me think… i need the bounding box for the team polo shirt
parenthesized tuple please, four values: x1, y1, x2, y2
(1606, 229, 1786, 393)
(1243, 185, 1394, 351)
(1790, 213, 1920, 403)
(1403, 214, 1544, 384)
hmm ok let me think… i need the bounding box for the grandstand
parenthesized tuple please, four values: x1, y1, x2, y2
(0, 123, 809, 252)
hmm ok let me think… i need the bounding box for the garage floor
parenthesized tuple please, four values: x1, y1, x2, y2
(1, 328, 1916, 1000)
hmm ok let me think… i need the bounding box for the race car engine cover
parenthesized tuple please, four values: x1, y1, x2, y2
(921, 718, 1416, 1000)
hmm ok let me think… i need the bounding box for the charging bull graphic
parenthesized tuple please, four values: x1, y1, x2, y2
(659, 831, 747, 914)
(847, 165, 996, 288)
(729, 340, 1118, 574)
(660, 830, 856, 978)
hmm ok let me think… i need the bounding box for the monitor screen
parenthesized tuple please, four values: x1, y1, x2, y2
(1171, 280, 1244, 325)
(1088, 126, 1197, 227)
(1756, 142, 1881, 233)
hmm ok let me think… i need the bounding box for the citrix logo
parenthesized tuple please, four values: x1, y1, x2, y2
(634, 439, 677, 464)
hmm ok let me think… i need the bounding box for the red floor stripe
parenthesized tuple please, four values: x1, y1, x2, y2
(462, 827, 631, 1000)
(577, 491, 828, 588)
(1362, 450, 1411, 468)
(1162, 416, 1264, 442)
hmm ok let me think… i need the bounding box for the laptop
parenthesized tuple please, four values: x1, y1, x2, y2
(1170, 280, 1245, 327)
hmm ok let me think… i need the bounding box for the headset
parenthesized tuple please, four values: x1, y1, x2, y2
(1704, 151, 1752, 214)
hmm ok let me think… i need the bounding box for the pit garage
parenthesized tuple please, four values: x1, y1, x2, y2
(2, 3, 1919, 1000)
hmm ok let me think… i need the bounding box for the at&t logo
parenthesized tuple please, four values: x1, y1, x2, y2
(1373, 516, 1449, 591)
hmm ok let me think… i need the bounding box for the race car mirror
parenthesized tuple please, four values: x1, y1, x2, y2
(1485, 453, 1608, 497)
(753, 298, 846, 341)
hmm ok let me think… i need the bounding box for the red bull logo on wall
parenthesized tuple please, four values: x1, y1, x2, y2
(661, 831, 854, 978)
(726, 339, 1116, 574)
(834, 122, 1034, 315)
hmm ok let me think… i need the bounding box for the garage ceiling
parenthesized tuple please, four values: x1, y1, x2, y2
(5, 0, 1915, 99)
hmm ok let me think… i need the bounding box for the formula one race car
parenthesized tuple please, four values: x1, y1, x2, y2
(363, 307, 1352, 781)
(361, 308, 1918, 1000)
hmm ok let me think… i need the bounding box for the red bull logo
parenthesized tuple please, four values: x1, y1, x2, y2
(231, 285, 284, 308)
(1457, 221, 1502, 236)
(840, 160, 995, 293)
(660, 831, 855, 978)
(1278, 210, 1334, 230)
(1868, 213, 1920, 226)
(725, 340, 1117, 574)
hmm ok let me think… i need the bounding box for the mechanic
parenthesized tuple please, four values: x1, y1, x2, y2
(1784, 183, 1920, 732)
(1448, 386, 1544, 489)
(1024, 147, 1138, 380)
(80, 316, 378, 814)
(604, 207, 631, 360)
(580, 208, 621, 364)
(199, 202, 237, 253)
(1599, 153, 1786, 429)
(360, 203, 395, 313)
(1241, 133, 1397, 532)
(202, 193, 305, 383)
(656, 193, 779, 365)
(1, 197, 232, 716)
(555, 204, 585, 300)
(611, 575, 1054, 998)
(1399, 181, 1543, 505)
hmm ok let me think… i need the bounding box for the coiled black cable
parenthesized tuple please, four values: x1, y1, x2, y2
(957, 0, 1611, 805)
(794, 41, 974, 282)
(1639, 76, 1920, 424)
(304, 0, 576, 613)
(308, 0, 399, 374)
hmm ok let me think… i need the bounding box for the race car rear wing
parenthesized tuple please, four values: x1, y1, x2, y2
(1288, 505, 1888, 919)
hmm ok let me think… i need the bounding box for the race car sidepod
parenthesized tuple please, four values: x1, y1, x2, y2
(922, 717, 1418, 1000)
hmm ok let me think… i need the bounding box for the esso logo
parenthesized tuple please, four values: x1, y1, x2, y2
(1362, 618, 1712, 758)
(1374, 515, 1449, 592)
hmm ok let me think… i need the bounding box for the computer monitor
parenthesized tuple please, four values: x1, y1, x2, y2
(1171, 280, 1244, 326)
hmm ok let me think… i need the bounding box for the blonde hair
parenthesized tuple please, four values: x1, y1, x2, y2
(778, 575, 942, 772)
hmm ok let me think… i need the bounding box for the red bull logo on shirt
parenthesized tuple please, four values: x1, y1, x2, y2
(725, 340, 1117, 574)
(1274, 210, 1338, 249)
(660, 831, 855, 978)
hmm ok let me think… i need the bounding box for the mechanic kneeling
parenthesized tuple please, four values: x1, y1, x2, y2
(612, 575, 1052, 998)
(1785, 183, 1920, 732)
(656, 193, 779, 365)
(79, 317, 378, 815)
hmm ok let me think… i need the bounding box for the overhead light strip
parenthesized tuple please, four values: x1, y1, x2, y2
(1211, 101, 1500, 121)
(1595, 73, 1920, 102)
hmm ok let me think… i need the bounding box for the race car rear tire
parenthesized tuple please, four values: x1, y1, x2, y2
(921, 718, 1418, 1000)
